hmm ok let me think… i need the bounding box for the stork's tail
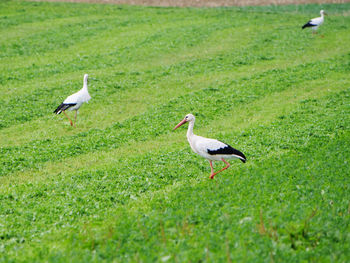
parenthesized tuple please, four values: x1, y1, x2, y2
(228, 147, 246, 163)
(233, 149, 246, 163)
(54, 103, 73, 114)
(302, 22, 313, 29)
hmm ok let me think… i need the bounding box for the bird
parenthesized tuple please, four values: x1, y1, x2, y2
(54, 74, 91, 127)
(173, 114, 246, 179)
(302, 10, 327, 34)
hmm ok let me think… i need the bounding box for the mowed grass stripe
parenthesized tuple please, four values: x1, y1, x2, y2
(0, 2, 89, 29)
(0, 14, 194, 60)
(0, 15, 117, 44)
(1, 87, 348, 262)
(1, 73, 348, 188)
(0, 1, 162, 30)
(237, 3, 350, 19)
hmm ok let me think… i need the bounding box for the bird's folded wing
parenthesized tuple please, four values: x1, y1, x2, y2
(63, 92, 80, 104)
(310, 17, 322, 25)
(195, 137, 228, 154)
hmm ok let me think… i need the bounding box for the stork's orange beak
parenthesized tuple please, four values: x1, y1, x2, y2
(173, 118, 187, 130)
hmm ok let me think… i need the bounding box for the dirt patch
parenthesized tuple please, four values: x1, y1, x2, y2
(29, 0, 349, 7)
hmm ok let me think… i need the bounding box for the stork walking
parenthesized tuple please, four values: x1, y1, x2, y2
(54, 74, 91, 127)
(302, 10, 326, 34)
(174, 114, 246, 179)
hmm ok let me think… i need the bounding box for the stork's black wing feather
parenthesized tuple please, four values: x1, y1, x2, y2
(53, 103, 76, 114)
(302, 21, 316, 29)
(207, 144, 246, 163)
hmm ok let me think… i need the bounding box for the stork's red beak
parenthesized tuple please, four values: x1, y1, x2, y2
(173, 118, 187, 130)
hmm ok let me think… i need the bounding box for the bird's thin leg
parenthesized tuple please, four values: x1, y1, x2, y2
(74, 110, 78, 127)
(63, 111, 73, 126)
(209, 160, 214, 179)
(210, 158, 230, 179)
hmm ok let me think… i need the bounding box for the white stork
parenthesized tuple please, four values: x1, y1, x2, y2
(54, 74, 91, 126)
(302, 10, 327, 34)
(174, 114, 246, 179)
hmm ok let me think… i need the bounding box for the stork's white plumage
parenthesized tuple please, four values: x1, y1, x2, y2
(54, 74, 91, 126)
(302, 10, 326, 33)
(174, 114, 246, 179)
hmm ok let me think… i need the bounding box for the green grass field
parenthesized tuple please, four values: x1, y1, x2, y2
(1, 0, 350, 262)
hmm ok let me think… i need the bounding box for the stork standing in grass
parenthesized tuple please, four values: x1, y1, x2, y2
(302, 10, 327, 34)
(174, 114, 246, 179)
(54, 74, 91, 127)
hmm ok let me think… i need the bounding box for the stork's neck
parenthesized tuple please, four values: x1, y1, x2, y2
(320, 13, 324, 18)
(186, 120, 195, 139)
(83, 79, 88, 91)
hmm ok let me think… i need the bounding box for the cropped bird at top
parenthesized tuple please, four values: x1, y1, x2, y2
(174, 114, 246, 179)
(302, 10, 327, 34)
(54, 74, 91, 127)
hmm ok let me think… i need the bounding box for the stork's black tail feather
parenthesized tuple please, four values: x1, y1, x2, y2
(234, 148, 246, 163)
(302, 22, 315, 29)
(53, 103, 76, 114)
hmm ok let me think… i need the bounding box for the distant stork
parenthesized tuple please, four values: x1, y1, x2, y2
(302, 10, 326, 34)
(54, 74, 91, 126)
(174, 114, 246, 179)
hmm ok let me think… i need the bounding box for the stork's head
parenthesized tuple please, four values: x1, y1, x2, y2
(84, 74, 89, 83)
(320, 10, 327, 16)
(173, 113, 195, 130)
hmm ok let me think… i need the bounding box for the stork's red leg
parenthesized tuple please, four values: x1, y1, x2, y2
(210, 158, 230, 179)
(63, 111, 73, 126)
(209, 160, 214, 179)
(74, 111, 77, 127)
